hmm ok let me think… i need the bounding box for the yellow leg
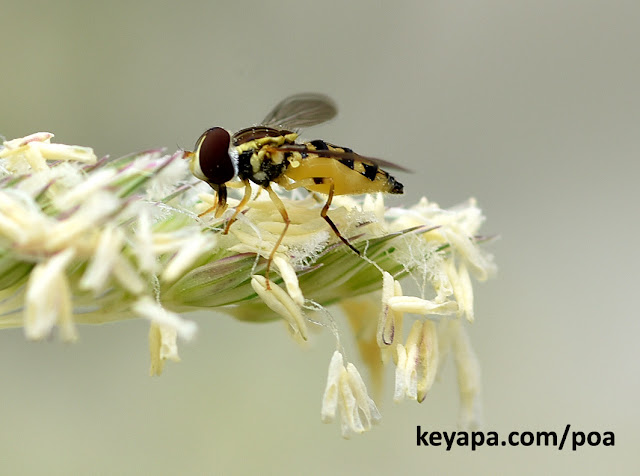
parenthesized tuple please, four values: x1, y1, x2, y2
(197, 204, 217, 218)
(319, 180, 360, 255)
(198, 183, 228, 218)
(223, 181, 253, 234)
(264, 185, 290, 290)
(281, 177, 360, 254)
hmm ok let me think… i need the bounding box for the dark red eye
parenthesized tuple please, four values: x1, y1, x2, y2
(197, 127, 235, 184)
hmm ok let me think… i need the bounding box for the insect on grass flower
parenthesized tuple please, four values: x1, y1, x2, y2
(0, 132, 495, 437)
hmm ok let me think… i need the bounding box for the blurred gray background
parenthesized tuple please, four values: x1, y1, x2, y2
(1, 0, 638, 474)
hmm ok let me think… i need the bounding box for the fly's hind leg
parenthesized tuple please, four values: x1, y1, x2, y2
(317, 178, 360, 255)
(264, 184, 290, 290)
(280, 177, 360, 254)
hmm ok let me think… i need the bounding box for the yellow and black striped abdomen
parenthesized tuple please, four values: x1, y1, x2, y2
(284, 140, 403, 195)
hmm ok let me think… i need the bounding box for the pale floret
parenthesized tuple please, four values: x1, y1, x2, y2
(449, 320, 483, 428)
(394, 320, 439, 403)
(148, 323, 180, 376)
(161, 232, 216, 283)
(0, 132, 96, 174)
(133, 209, 158, 274)
(132, 296, 197, 341)
(24, 248, 77, 341)
(79, 224, 126, 292)
(321, 351, 381, 438)
(251, 275, 308, 341)
(272, 255, 304, 306)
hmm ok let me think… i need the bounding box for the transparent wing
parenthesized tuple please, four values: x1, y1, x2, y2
(273, 144, 412, 172)
(262, 93, 338, 129)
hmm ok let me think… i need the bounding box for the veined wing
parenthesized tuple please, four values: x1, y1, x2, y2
(262, 93, 338, 130)
(273, 143, 412, 172)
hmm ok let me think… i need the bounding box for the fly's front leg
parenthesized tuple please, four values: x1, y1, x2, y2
(198, 183, 228, 218)
(197, 204, 217, 218)
(223, 181, 253, 234)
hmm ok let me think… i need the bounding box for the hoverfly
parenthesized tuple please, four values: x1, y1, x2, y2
(185, 93, 406, 287)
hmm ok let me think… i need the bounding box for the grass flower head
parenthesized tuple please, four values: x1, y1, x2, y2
(0, 132, 495, 437)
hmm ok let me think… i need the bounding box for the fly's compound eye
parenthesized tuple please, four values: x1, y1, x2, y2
(195, 127, 236, 184)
